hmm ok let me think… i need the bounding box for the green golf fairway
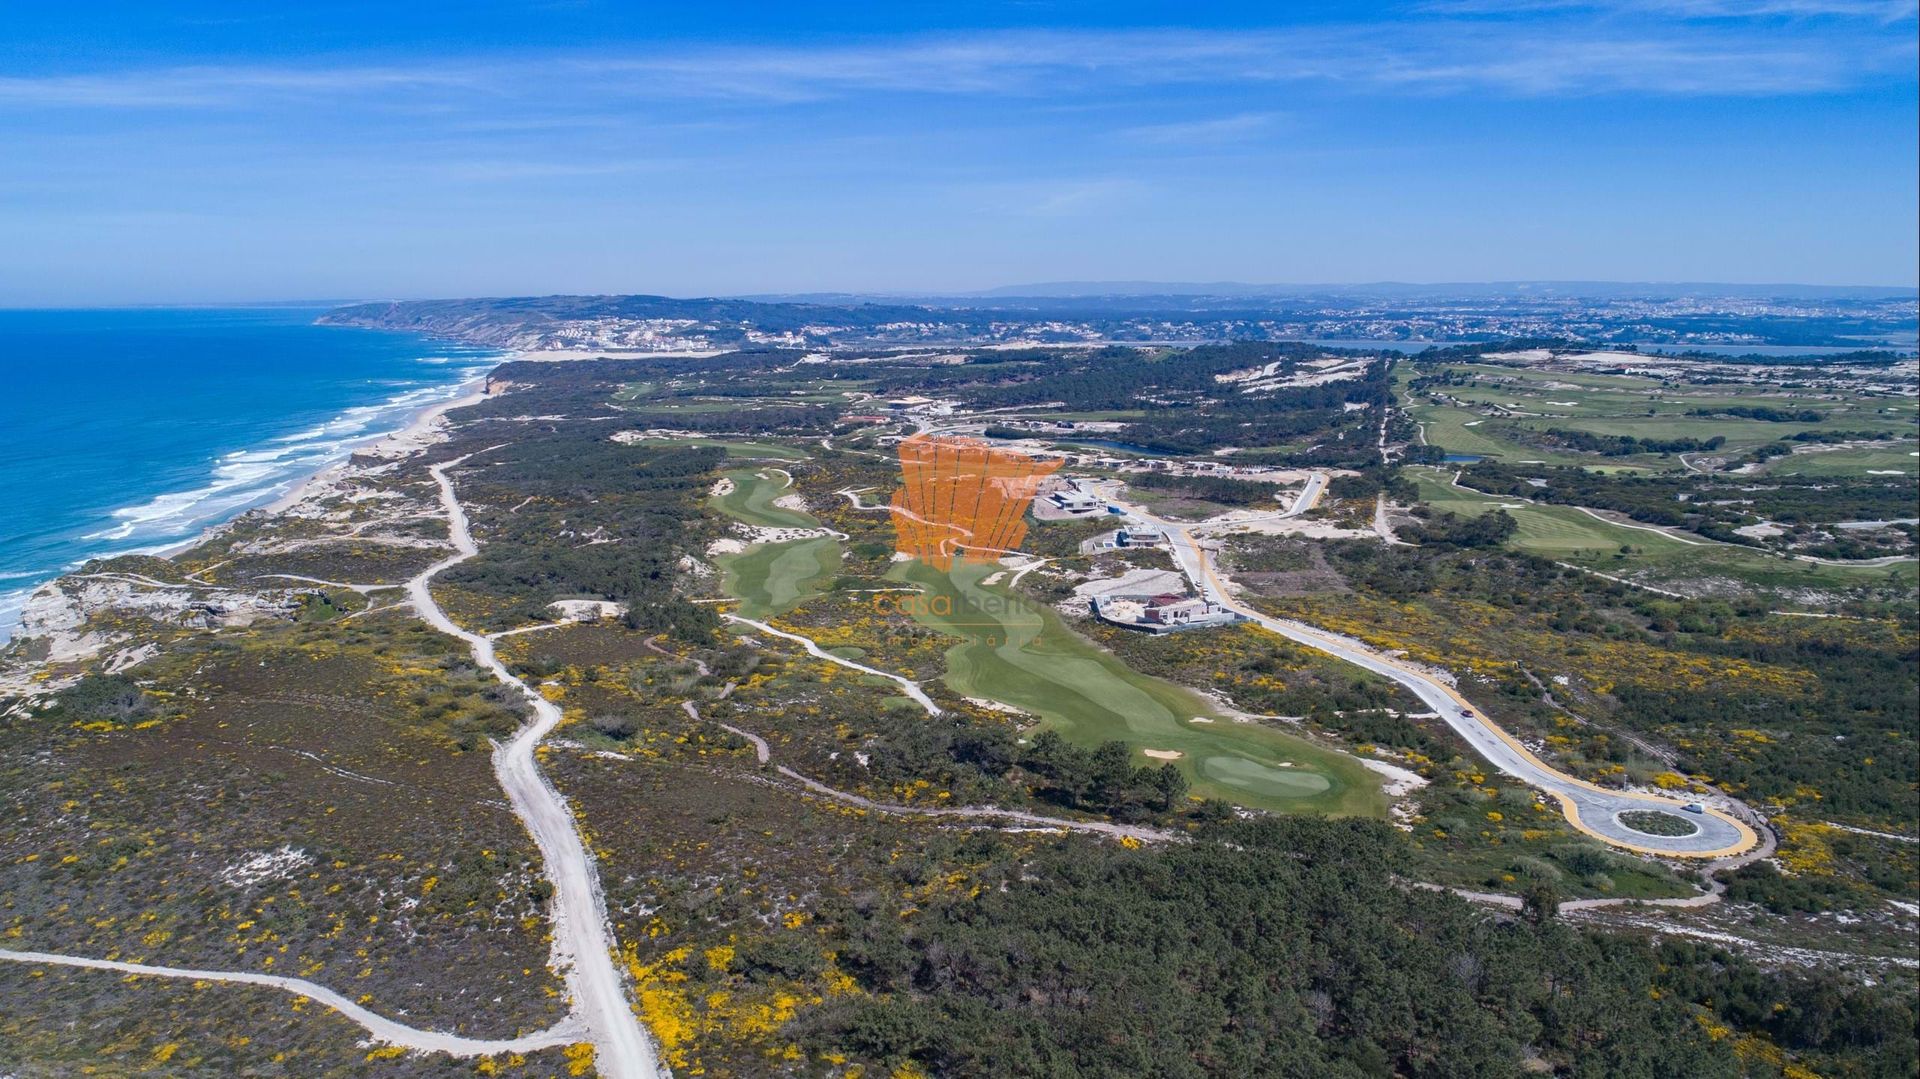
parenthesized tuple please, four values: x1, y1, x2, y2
(892, 558, 1383, 815)
(642, 437, 808, 459)
(719, 536, 842, 619)
(1409, 467, 1916, 595)
(711, 467, 817, 527)
(710, 467, 843, 617)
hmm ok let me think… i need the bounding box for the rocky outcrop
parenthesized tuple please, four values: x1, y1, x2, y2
(0, 573, 306, 695)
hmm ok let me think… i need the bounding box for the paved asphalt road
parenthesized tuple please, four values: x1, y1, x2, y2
(1116, 496, 1758, 858)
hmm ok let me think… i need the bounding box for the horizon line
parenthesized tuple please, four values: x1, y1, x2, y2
(5, 277, 1919, 310)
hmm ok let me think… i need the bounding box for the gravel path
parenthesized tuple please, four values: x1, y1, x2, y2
(682, 700, 1174, 843)
(723, 613, 941, 715)
(0, 948, 582, 1056)
(412, 453, 661, 1079)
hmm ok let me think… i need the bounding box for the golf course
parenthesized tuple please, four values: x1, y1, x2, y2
(1401, 361, 1920, 474)
(712, 466, 818, 527)
(710, 467, 843, 618)
(704, 454, 1383, 816)
(1409, 467, 1917, 596)
(891, 557, 1384, 815)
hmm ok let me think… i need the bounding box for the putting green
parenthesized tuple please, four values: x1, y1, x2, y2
(892, 558, 1383, 816)
(1201, 756, 1332, 798)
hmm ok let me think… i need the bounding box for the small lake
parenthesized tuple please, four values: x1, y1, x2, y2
(1442, 453, 1484, 464)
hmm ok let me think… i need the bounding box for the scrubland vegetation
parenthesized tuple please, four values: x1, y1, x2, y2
(1228, 533, 1916, 909)
(3, 341, 1913, 1077)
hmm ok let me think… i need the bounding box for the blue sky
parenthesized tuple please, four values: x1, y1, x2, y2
(2, 1, 1915, 303)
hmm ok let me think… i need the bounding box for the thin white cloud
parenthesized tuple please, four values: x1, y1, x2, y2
(0, 64, 475, 109)
(1348, 30, 1890, 94)
(415, 158, 686, 183)
(574, 26, 1898, 100)
(1422, 0, 1918, 19)
(962, 177, 1150, 218)
(1121, 112, 1283, 146)
(0, 18, 1910, 113)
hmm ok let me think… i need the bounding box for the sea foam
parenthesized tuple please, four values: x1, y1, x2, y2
(88, 371, 487, 549)
(0, 308, 502, 641)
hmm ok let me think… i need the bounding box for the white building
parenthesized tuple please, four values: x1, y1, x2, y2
(1092, 590, 1236, 633)
(1049, 489, 1102, 514)
(1142, 592, 1219, 626)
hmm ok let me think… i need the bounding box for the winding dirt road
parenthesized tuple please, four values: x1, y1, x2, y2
(412, 454, 661, 1079)
(0, 448, 656, 1069)
(722, 613, 941, 715)
(0, 948, 582, 1056)
(683, 700, 1174, 843)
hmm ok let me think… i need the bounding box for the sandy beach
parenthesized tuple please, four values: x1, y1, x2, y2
(42, 331, 682, 582)
(152, 377, 490, 559)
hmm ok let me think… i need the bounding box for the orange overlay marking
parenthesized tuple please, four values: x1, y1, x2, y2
(889, 434, 1062, 569)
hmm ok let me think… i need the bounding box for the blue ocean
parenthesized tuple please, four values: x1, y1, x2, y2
(0, 307, 500, 634)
